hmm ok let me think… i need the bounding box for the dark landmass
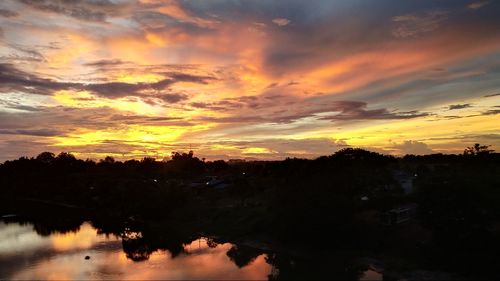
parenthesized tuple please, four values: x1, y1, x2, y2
(1, 144, 500, 280)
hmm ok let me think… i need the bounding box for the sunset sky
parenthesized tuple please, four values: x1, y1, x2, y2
(0, 0, 499, 161)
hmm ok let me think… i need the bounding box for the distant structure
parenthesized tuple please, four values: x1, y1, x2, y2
(381, 203, 418, 225)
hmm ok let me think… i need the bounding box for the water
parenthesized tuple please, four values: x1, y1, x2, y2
(0, 218, 388, 280)
(0, 221, 271, 280)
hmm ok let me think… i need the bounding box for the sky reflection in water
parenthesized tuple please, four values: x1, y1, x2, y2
(0, 221, 271, 280)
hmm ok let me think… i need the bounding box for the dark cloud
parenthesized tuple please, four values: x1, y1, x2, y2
(481, 109, 500, 116)
(156, 93, 189, 103)
(192, 98, 428, 125)
(152, 72, 215, 90)
(84, 81, 145, 98)
(197, 115, 265, 124)
(319, 101, 429, 121)
(107, 114, 193, 126)
(0, 106, 194, 133)
(484, 93, 500, 97)
(0, 44, 51, 63)
(0, 9, 18, 18)
(8, 105, 44, 112)
(84, 73, 213, 100)
(439, 115, 462, 120)
(18, 0, 131, 22)
(0, 63, 74, 95)
(13, 46, 44, 59)
(0, 128, 63, 137)
(266, 82, 279, 89)
(448, 103, 472, 110)
(189, 98, 248, 112)
(0, 63, 214, 103)
(84, 59, 128, 67)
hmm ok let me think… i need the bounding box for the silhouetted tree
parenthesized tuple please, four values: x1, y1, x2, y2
(36, 152, 55, 164)
(100, 156, 115, 164)
(167, 151, 205, 176)
(171, 150, 194, 160)
(55, 152, 77, 162)
(464, 143, 494, 156)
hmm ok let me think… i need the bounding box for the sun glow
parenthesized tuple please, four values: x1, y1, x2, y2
(51, 125, 196, 147)
(116, 73, 164, 83)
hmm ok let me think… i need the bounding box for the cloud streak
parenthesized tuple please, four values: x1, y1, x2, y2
(0, 63, 215, 102)
(468, 1, 490, 10)
(392, 11, 448, 38)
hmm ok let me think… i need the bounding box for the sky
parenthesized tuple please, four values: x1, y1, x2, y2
(0, 0, 499, 161)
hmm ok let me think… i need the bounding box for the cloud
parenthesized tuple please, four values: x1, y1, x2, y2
(156, 93, 189, 103)
(392, 140, 433, 155)
(272, 18, 290, 26)
(319, 101, 428, 121)
(392, 11, 448, 38)
(18, 0, 132, 22)
(83, 59, 128, 67)
(467, 1, 490, 9)
(6, 44, 46, 62)
(192, 98, 429, 125)
(484, 93, 500, 98)
(481, 109, 500, 116)
(0, 63, 74, 95)
(0, 106, 193, 133)
(0, 0, 500, 160)
(448, 103, 472, 110)
(0, 9, 18, 18)
(0, 128, 63, 137)
(0, 63, 213, 102)
(0, 139, 55, 162)
(143, 1, 220, 29)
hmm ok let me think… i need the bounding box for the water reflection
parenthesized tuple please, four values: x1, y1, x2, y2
(0, 220, 271, 280)
(0, 218, 382, 280)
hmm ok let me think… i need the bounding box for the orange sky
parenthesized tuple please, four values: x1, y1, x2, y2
(0, 0, 499, 161)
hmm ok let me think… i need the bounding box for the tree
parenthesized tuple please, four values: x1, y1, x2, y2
(100, 156, 115, 164)
(168, 151, 204, 176)
(171, 150, 194, 160)
(464, 143, 494, 156)
(55, 152, 77, 163)
(36, 152, 55, 164)
(141, 157, 156, 164)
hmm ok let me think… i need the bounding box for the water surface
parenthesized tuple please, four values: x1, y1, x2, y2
(0, 221, 271, 280)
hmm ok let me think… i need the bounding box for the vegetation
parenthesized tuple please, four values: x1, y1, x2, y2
(1, 146, 500, 279)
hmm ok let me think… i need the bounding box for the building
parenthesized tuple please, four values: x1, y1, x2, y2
(381, 203, 418, 225)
